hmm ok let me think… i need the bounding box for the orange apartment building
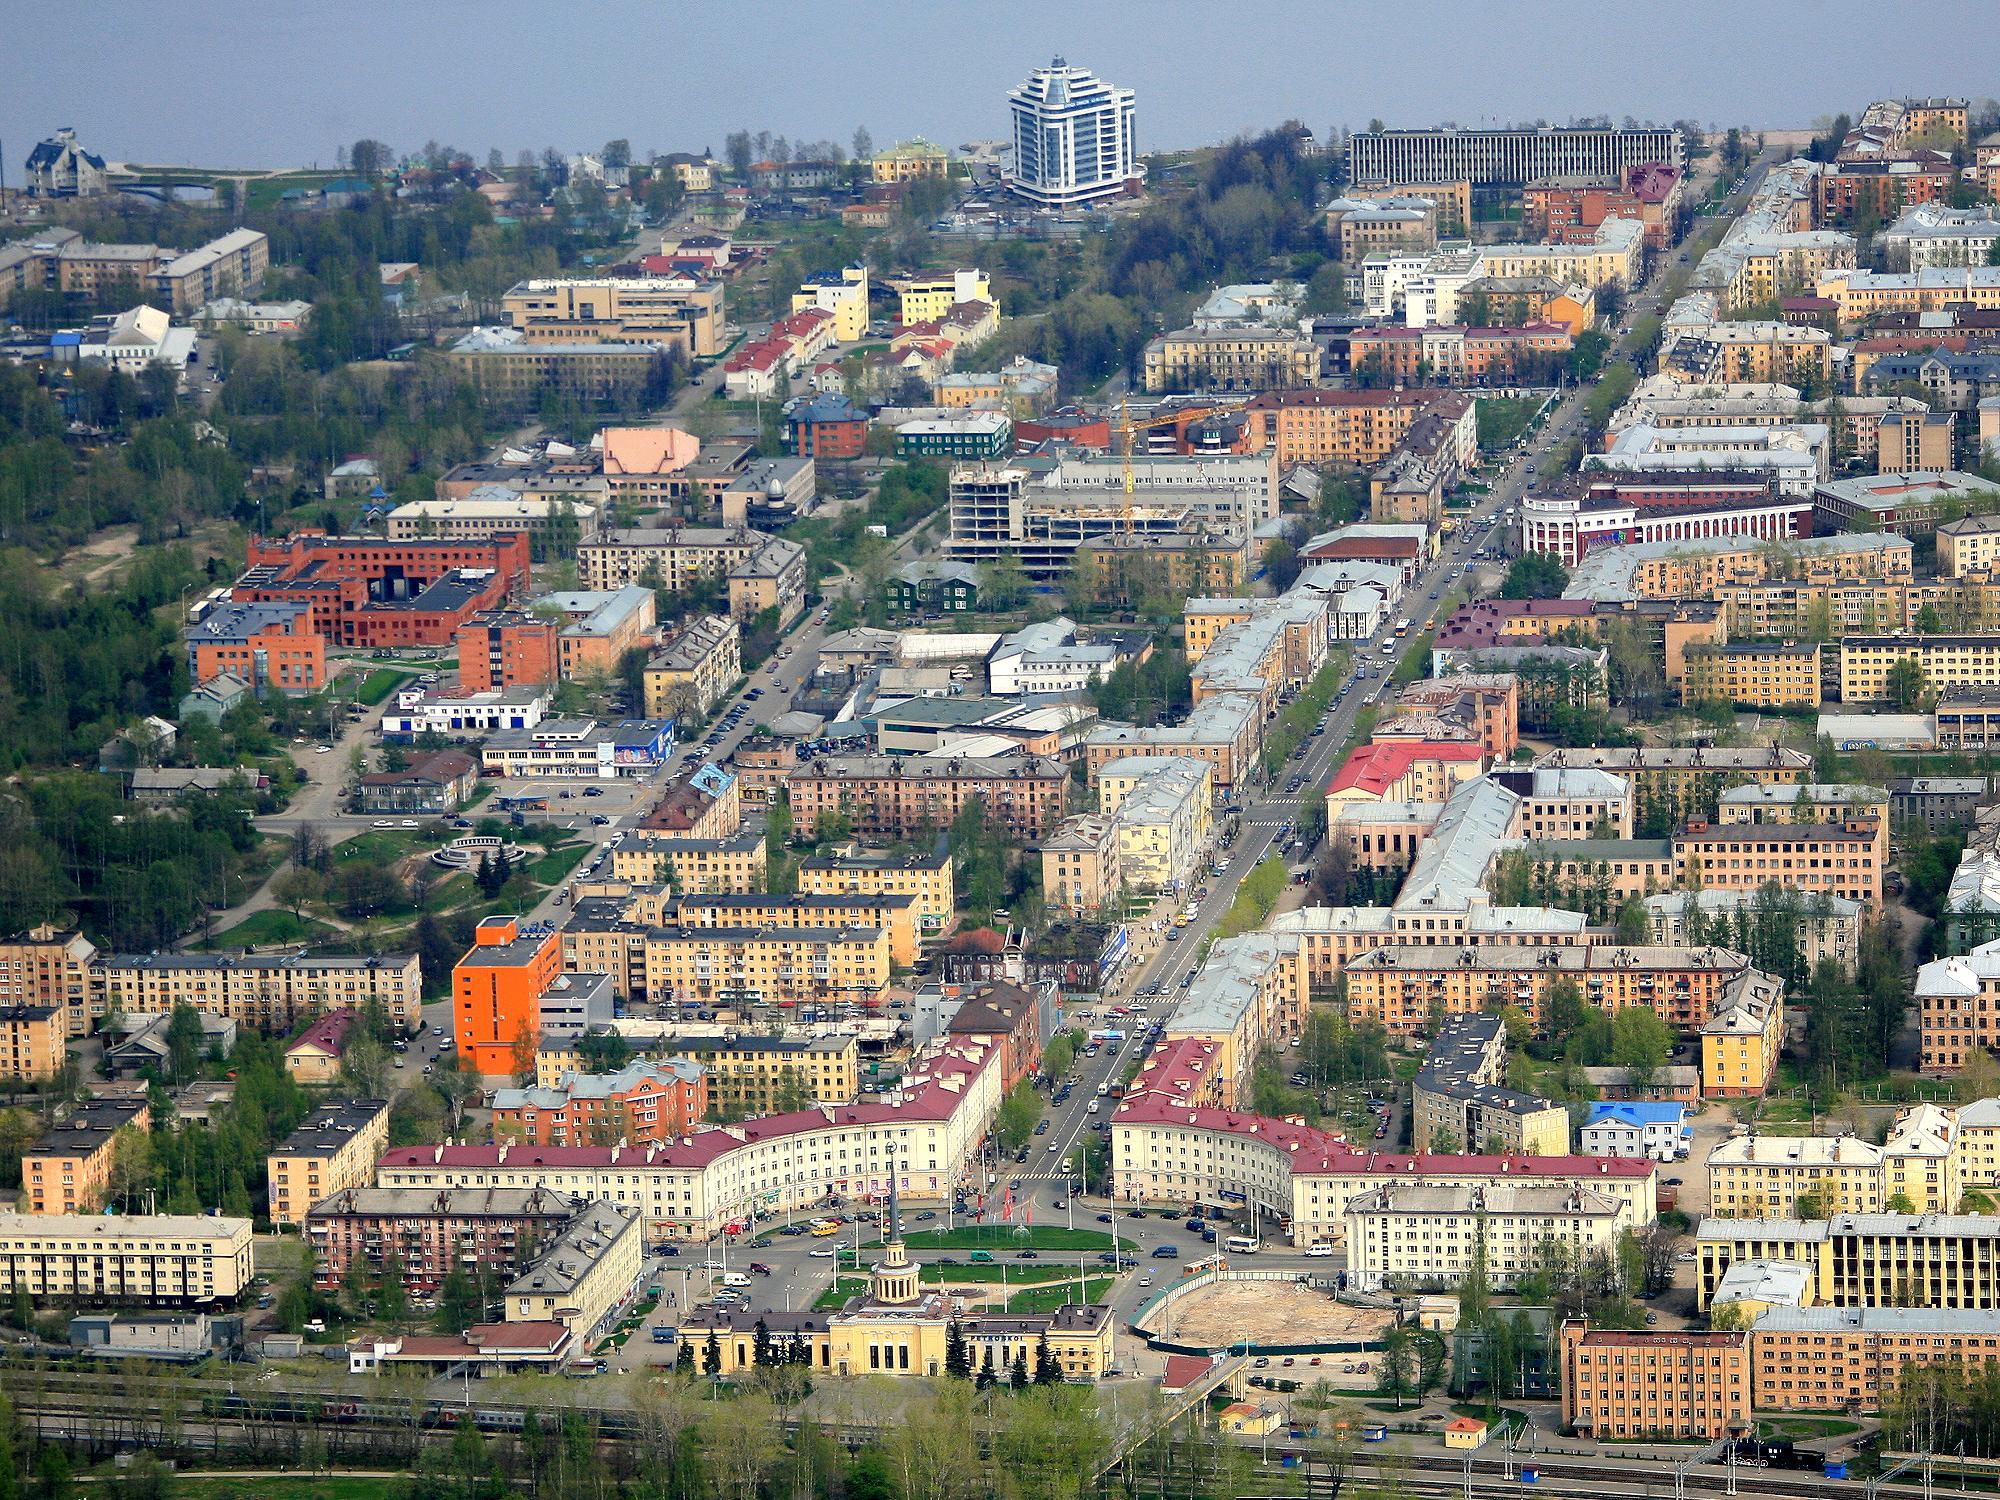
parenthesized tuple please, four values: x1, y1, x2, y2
(785, 755, 1069, 842)
(186, 600, 327, 695)
(0, 925, 96, 1037)
(1561, 1320, 1751, 1440)
(1677, 818, 1882, 905)
(453, 916, 565, 1076)
(489, 1058, 708, 1145)
(1343, 944, 1751, 1039)
(455, 611, 559, 691)
(1751, 1307, 2000, 1414)
(22, 1099, 150, 1215)
(1345, 323, 1575, 386)
(0, 1004, 65, 1084)
(265, 1098, 391, 1227)
(1242, 388, 1438, 469)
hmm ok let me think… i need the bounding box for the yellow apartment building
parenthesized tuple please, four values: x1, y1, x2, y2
(797, 847, 955, 937)
(670, 893, 920, 968)
(1535, 746, 1812, 811)
(1814, 266, 2000, 326)
(1041, 812, 1122, 918)
(1142, 328, 1321, 394)
(1243, 388, 1436, 468)
(642, 614, 742, 720)
(1707, 1134, 1884, 1219)
(609, 831, 768, 895)
(0, 1214, 254, 1305)
(1344, 944, 1751, 1040)
(641, 926, 891, 1009)
(1841, 635, 2000, 705)
(1681, 642, 1822, 709)
(502, 1203, 643, 1341)
(1676, 818, 1882, 905)
(1599, 535, 1915, 601)
(1939, 516, 2000, 578)
(92, 952, 423, 1032)
(677, 1034, 860, 1113)
(1697, 1211, 2000, 1310)
(265, 1099, 391, 1227)
(1701, 972, 1786, 1099)
(1182, 600, 1259, 662)
(793, 266, 870, 342)
(22, 1099, 149, 1215)
(1154, 934, 1307, 1107)
(893, 269, 991, 324)
(503, 276, 725, 356)
(871, 139, 951, 182)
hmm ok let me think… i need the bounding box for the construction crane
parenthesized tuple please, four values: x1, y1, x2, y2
(1113, 398, 1232, 536)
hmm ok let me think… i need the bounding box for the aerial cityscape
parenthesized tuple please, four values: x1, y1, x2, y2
(3, 12, 2000, 1500)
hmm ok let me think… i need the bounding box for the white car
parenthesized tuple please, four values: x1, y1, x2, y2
(314, 745, 334, 754)
(809, 1247, 837, 1258)
(372, 820, 395, 830)
(1304, 1242, 1336, 1258)
(398, 819, 421, 829)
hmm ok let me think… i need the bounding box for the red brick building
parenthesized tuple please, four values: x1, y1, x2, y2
(186, 600, 327, 694)
(488, 1058, 709, 1145)
(786, 394, 870, 459)
(1816, 156, 1955, 222)
(236, 532, 532, 648)
(306, 1185, 577, 1295)
(456, 611, 560, 691)
(944, 981, 1048, 1092)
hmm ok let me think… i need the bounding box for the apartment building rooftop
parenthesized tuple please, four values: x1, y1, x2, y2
(274, 1099, 389, 1154)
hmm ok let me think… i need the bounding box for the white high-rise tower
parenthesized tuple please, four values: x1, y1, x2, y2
(1005, 57, 1138, 209)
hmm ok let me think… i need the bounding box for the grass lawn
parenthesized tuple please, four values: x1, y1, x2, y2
(529, 843, 591, 884)
(336, 828, 429, 864)
(166, 1475, 402, 1500)
(204, 910, 337, 948)
(1757, 1415, 1860, 1440)
(1004, 1277, 1112, 1313)
(354, 666, 419, 705)
(869, 1227, 1118, 1252)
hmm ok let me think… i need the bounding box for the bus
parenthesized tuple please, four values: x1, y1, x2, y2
(809, 1218, 841, 1236)
(1223, 1235, 1260, 1255)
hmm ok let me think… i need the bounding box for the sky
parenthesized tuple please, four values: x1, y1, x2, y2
(4, 1, 1993, 173)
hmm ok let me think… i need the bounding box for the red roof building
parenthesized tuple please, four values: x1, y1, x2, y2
(1327, 740, 1486, 801)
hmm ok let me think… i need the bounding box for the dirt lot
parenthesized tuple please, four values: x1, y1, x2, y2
(1150, 1279, 1394, 1348)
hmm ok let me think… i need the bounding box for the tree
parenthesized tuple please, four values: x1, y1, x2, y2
(271, 866, 325, 921)
(853, 126, 874, 164)
(1500, 553, 1569, 600)
(1885, 656, 1932, 710)
(703, 1328, 723, 1376)
(1034, 1331, 1062, 1384)
(675, 1338, 696, 1375)
(436, 1262, 485, 1334)
(350, 139, 393, 178)
(1541, 976, 1589, 1050)
(107, 1123, 153, 1213)
(1615, 898, 1652, 945)
(1377, 1325, 1414, 1407)
(511, 1020, 539, 1088)
(1010, 1346, 1030, 1391)
(944, 1319, 970, 1378)
(165, 1003, 206, 1085)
